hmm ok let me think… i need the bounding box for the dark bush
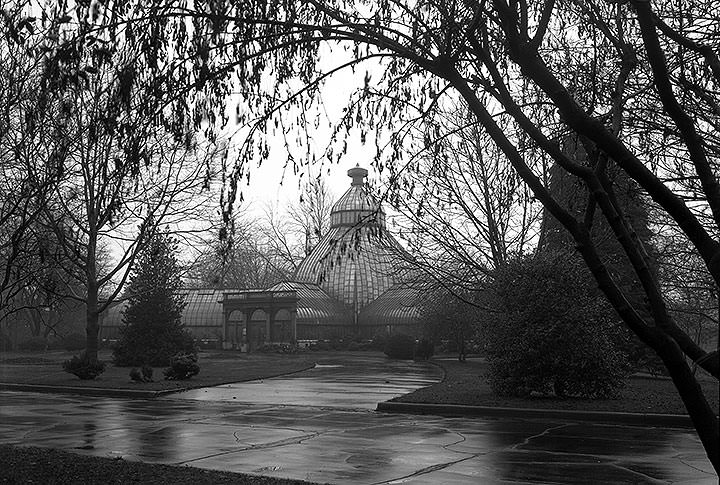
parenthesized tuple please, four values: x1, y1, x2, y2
(414, 338, 434, 360)
(62, 352, 106, 380)
(141, 365, 153, 381)
(129, 368, 143, 382)
(163, 353, 200, 380)
(384, 333, 416, 360)
(129, 365, 154, 383)
(256, 343, 298, 354)
(486, 252, 629, 399)
(62, 332, 86, 352)
(18, 337, 47, 352)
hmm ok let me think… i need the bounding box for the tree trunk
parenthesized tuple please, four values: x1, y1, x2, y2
(656, 335, 719, 473)
(85, 283, 99, 363)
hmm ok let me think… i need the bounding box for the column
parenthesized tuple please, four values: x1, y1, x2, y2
(291, 309, 297, 343)
(244, 310, 253, 352)
(222, 310, 232, 350)
(265, 309, 272, 343)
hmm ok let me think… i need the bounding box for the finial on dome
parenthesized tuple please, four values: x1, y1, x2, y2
(347, 164, 368, 186)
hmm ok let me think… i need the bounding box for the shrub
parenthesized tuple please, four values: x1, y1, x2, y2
(256, 343, 298, 354)
(18, 337, 48, 352)
(129, 365, 154, 383)
(129, 368, 143, 382)
(141, 364, 153, 381)
(414, 338, 434, 360)
(62, 352, 106, 380)
(163, 353, 200, 380)
(62, 332, 86, 352)
(384, 333, 416, 360)
(486, 252, 629, 399)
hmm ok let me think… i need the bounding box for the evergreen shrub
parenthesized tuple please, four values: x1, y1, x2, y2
(62, 352, 106, 380)
(384, 333, 416, 360)
(486, 252, 629, 399)
(129, 365, 154, 383)
(163, 353, 200, 380)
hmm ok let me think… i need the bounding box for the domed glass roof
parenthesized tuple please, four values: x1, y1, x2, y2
(329, 165, 386, 228)
(294, 165, 406, 310)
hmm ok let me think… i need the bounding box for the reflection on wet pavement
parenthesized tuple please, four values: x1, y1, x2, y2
(0, 356, 716, 484)
(168, 356, 442, 409)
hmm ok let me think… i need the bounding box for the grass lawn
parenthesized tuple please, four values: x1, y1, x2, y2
(395, 357, 720, 415)
(0, 349, 316, 392)
(0, 445, 322, 484)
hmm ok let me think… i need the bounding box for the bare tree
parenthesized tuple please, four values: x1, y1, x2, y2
(254, 178, 334, 278)
(287, 177, 334, 256)
(258, 203, 304, 276)
(389, 112, 541, 292)
(35, 129, 215, 363)
(0, 5, 61, 325)
(6, 32, 218, 363)
(189, 213, 293, 289)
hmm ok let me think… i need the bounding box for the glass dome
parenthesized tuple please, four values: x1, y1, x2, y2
(294, 165, 407, 310)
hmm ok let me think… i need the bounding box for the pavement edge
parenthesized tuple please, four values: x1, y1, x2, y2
(376, 401, 695, 427)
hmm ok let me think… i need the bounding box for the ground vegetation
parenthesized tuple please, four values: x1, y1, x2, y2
(0, 445, 317, 485)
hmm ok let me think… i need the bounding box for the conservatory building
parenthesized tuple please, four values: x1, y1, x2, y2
(102, 165, 421, 350)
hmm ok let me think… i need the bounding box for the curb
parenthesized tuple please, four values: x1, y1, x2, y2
(0, 382, 184, 399)
(376, 401, 695, 427)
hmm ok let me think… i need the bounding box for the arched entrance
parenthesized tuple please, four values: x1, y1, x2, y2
(224, 309, 245, 350)
(221, 290, 299, 352)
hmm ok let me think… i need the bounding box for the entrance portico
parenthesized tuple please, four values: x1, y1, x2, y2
(221, 290, 299, 351)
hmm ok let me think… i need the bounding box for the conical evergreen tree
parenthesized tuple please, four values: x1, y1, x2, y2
(113, 231, 195, 367)
(538, 135, 661, 371)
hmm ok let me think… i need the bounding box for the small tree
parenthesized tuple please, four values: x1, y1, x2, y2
(486, 252, 629, 399)
(113, 231, 195, 367)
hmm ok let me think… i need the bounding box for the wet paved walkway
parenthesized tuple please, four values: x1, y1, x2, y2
(171, 356, 442, 410)
(0, 356, 717, 484)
